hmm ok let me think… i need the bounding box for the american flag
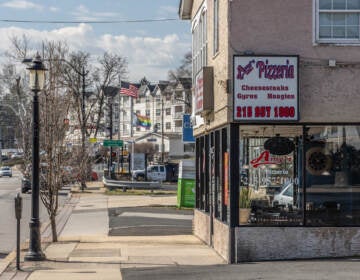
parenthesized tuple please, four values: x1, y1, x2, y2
(120, 81, 139, 98)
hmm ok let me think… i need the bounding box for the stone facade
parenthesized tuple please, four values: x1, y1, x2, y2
(235, 227, 360, 262)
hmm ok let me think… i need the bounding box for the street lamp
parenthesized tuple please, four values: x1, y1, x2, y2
(24, 53, 47, 261)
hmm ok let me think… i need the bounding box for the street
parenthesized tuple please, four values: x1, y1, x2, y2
(0, 169, 69, 258)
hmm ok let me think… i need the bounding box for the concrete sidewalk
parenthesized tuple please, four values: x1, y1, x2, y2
(0, 183, 225, 280)
(2, 183, 360, 280)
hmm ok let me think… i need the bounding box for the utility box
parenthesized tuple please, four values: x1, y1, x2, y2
(177, 160, 195, 208)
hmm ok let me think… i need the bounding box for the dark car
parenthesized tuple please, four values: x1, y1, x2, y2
(21, 177, 31, 193)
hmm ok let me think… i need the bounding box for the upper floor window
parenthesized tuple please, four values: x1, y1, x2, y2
(213, 0, 219, 55)
(316, 0, 360, 43)
(192, 3, 207, 80)
(156, 95, 161, 104)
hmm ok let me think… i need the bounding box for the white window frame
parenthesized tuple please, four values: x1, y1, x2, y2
(213, 0, 219, 55)
(192, 2, 207, 81)
(191, 2, 207, 128)
(314, 0, 360, 44)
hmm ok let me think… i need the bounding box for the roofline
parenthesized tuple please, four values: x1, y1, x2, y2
(178, 0, 193, 20)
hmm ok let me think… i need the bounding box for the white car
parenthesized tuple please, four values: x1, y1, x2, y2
(272, 183, 293, 207)
(0, 166, 13, 177)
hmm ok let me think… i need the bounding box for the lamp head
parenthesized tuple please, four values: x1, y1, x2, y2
(27, 53, 47, 91)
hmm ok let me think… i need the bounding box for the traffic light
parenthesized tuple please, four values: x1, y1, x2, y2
(111, 151, 117, 158)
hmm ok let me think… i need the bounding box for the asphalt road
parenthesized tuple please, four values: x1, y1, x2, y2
(108, 205, 193, 236)
(121, 259, 360, 280)
(0, 169, 69, 257)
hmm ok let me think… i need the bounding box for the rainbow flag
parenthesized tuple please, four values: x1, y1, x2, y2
(135, 113, 151, 128)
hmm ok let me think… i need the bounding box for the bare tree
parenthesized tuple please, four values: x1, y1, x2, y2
(92, 52, 128, 137)
(60, 51, 94, 190)
(3, 37, 73, 241)
(1, 36, 33, 173)
(168, 51, 192, 81)
(39, 41, 73, 241)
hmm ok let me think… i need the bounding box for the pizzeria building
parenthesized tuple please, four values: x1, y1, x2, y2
(179, 0, 360, 262)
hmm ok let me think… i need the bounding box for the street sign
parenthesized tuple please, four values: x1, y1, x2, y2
(183, 114, 195, 142)
(103, 139, 123, 147)
(89, 138, 97, 143)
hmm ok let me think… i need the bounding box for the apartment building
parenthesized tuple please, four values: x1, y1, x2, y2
(104, 79, 194, 162)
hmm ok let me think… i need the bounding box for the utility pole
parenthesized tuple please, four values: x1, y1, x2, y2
(0, 128, 2, 166)
(80, 66, 87, 190)
(109, 97, 113, 178)
(161, 96, 164, 163)
(130, 97, 134, 181)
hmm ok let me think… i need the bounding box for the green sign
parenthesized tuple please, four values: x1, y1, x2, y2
(103, 139, 123, 147)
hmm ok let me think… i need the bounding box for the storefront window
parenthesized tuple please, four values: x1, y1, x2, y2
(305, 126, 360, 226)
(239, 126, 303, 226)
(195, 124, 360, 227)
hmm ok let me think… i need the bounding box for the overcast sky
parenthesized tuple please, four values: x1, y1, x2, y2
(0, 0, 191, 83)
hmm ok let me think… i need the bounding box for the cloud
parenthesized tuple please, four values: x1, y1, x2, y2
(0, 24, 190, 81)
(158, 5, 178, 16)
(49, 6, 59, 12)
(72, 4, 119, 21)
(99, 33, 190, 81)
(1, 0, 43, 10)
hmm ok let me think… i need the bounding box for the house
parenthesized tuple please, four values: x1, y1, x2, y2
(179, 0, 360, 262)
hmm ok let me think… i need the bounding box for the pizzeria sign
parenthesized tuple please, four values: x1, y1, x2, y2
(233, 55, 299, 122)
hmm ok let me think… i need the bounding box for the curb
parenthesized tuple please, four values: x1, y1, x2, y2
(0, 190, 78, 276)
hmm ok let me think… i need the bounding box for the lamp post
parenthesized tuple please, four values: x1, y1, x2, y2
(24, 53, 47, 261)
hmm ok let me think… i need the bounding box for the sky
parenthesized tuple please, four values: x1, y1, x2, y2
(0, 0, 191, 83)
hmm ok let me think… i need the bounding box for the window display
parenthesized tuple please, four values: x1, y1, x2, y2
(239, 126, 303, 226)
(305, 126, 360, 226)
(238, 125, 360, 226)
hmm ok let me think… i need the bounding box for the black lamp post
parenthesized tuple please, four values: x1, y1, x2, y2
(24, 53, 47, 261)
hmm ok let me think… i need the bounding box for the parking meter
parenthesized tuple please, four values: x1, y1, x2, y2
(14, 193, 22, 270)
(15, 193, 22, 220)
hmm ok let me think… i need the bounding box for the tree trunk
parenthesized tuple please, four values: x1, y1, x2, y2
(80, 124, 87, 191)
(51, 215, 58, 242)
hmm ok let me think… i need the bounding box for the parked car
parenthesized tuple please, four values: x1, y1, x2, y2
(272, 183, 293, 207)
(132, 164, 167, 182)
(21, 176, 31, 193)
(11, 152, 23, 159)
(0, 166, 12, 177)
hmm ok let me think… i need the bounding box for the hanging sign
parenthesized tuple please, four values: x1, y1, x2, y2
(233, 55, 299, 122)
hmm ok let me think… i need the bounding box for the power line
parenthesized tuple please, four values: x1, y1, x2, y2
(0, 18, 179, 24)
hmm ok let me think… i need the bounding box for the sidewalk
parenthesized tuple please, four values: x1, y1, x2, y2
(2, 183, 360, 280)
(0, 183, 225, 280)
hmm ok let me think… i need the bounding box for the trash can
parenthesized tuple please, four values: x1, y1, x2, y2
(177, 160, 195, 208)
